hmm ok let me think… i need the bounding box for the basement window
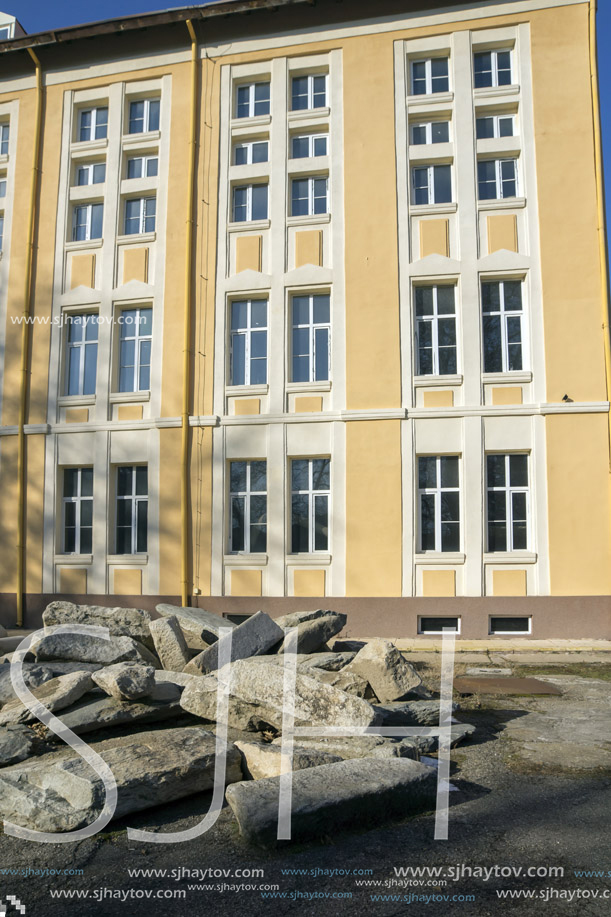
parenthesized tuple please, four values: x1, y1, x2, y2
(489, 616, 531, 635)
(418, 616, 460, 635)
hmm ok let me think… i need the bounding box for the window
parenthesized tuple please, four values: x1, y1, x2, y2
(290, 176, 328, 217)
(76, 162, 106, 186)
(232, 184, 268, 222)
(418, 456, 460, 552)
(78, 107, 108, 142)
(124, 197, 156, 235)
(476, 113, 515, 139)
(419, 616, 460, 634)
(0, 175, 5, 198)
(233, 140, 268, 165)
(118, 307, 152, 392)
(0, 123, 8, 155)
(0, 27, 10, 40)
(128, 98, 160, 134)
(474, 50, 512, 89)
(127, 155, 158, 179)
(482, 279, 523, 373)
(229, 299, 267, 386)
(229, 461, 267, 553)
(0, 213, 3, 250)
(489, 616, 531, 635)
(116, 466, 148, 554)
(291, 74, 327, 111)
(410, 121, 450, 145)
(415, 285, 457, 376)
(291, 133, 328, 159)
(486, 453, 528, 552)
(291, 458, 330, 552)
(63, 468, 93, 554)
(478, 158, 518, 200)
(412, 164, 452, 205)
(291, 293, 330, 383)
(235, 82, 270, 119)
(411, 58, 449, 95)
(64, 313, 98, 396)
(72, 203, 103, 241)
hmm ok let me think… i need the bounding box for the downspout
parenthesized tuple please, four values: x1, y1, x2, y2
(588, 0, 611, 471)
(15, 49, 43, 627)
(181, 20, 199, 607)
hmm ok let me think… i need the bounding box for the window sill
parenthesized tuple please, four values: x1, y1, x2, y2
(286, 553, 331, 565)
(109, 391, 151, 403)
(54, 554, 93, 565)
(484, 552, 537, 564)
(70, 139, 108, 154)
(70, 184, 107, 202)
(478, 197, 526, 211)
(287, 107, 330, 124)
(407, 91, 454, 107)
(57, 395, 96, 407)
(473, 85, 520, 100)
(414, 374, 463, 387)
(224, 554, 268, 566)
(122, 130, 161, 148)
(107, 554, 149, 564)
(286, 380, 332, 394)
(230, 114, 272, 130)
(410, 202, 457, 216)
(116, 231, 157, 244)
(286, 212, 331, 227)
(228, 219, 271, 233)
(415, 553, 465, 565)
(482, 371, 532, 384)
(226, 384, 269, 396)
(65, 238, 104, 252)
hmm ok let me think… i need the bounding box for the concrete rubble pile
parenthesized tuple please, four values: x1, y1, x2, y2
(0, 602, 475, 845)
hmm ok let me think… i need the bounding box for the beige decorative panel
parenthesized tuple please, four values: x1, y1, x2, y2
(487, 214, 518, 254)
(420, 219, 449, 258)
(123, 247, 149, 284)
(294, 396, 323, 413)
(295, 230, 323, 268)
(117, 404, 144, 421)
(422, 569, 456, 597)
(294, 569, 326, 597)
(65, 408, 89, 423)
(234, 398, 260, 416)
(491, 387, 523, 406)
(71, 254, 96, 289)
(235, 235, 262, 273)
(422, 390, 453, 408)
(231, 569, 262, 596)
(114, 568, 142, 595)
(493, 569, 527, 596)
(59, 567, 87, 594)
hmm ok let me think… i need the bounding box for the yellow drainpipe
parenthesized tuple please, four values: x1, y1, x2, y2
(15, 48, 43, 627)
(589, 0, 611, 471)
(181, 20, 199, 607)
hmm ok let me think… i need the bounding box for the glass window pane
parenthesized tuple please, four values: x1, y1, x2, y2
(314, 327, 329, 381)
(80, 499, 93, 528)
(251, 300, 267, 328)
(138, 308, 153, 337)
(250, 461, 267, 493)
(64, 502, 76, 528)
(441, 491, 460, 523)
(292, 460, 309, 492)
(419, 456, 437, 489)
(85, 316, 98, 341)
(231, 495, 245, 551)
(312, 458, 330, 491)
(437, 286, 455, 315)
(127, 158, 142, 179)
(512, 491, 527, 521)
(313, 136, 327, 156)
(252, 142, 268, 163)
(291, 178, 309, 216)
(64, 525, 76, 554)
(291, 494, 309, 552)
(420, 493, 435, 550)
(230, 462, 247, 493)
(251, 185, 268, 220)
(67, 348, 81, 395)
(415, 286, 434, 316)
(313, 295, 330, 324)
(312, 75, 326, 107)
(64, 469, 78, 498)
(476, 117, 494, 139)
(510, 454, 528, 487)
(438, 318, 456, 348)
(231, 333, 246, 385)
(292, 136, 309, 158)
(250, 524, 267, 553)
(234, 145, 248, 165)
(292, 296, 310, 326)
(488, 490, 507, 522)
(148, 100, 160, 131)
(233, 187, 247, 221)
(411, 124, 427, 145)
(116, 525, 131, 555)
(231, 301, 247, 330)
(441, 521, 460, 552)
(487, 521, 507, 552)
(81, 468, 93, 497)
(136, 466, 147, 496)
(129, 100, 144, 132)
(487, 454, 506, 487)
(92, 163, 106, 183)
(411, 61, 426, 94)
(80, 525, 92, 554)
(253, 82, 270, 115)
(499, 117, 514, 137)
(512, 522, 527, 550)
(292, 327, 309, 358)
(77, 166, 89, 186)
(83, 343, 97, 395)
(438, 345, 457, 375)
(433, 165, 451, 203)
(117, 466, 133, 496)
(250, 330, 266, 359)
(236, 85, 250, 118)
(431, 58, 449, 92)
(474, 52, 492, 88)
(412, 167, 429, 204)
(503, 281, 522, 311)
(95, 108, 107, 139)
(292, 354, 309, 382)
(147, 157, 158, 177)
(90, 203, 103, 239)
(496, 51, 512, 85)
(440, 456, 459, 489)
(136, 500, 148, 552)
(79, 110, 91, 141)
(483, 315, 502, 372)
(314, 494, 328, 551)
(482, 282, 500, 313)
(250, 355, 267, 385)
(432, 121, 449, 142)
(291, 76, 308, 110)
(250, 494, 267, 527)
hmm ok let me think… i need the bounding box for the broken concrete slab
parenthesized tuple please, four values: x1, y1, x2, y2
(92, 663, 155, 701)
(454, 676, 562, 696)
(35, 633, 156, 668)
(181, 660, 381, 732)
(0, 725, 39, 766)
(149, 616, 190, 672)
(156, 604, 235, 645)
(234, 741, 343, 780)
(276, 613, 348, 655)
(0, 672, 95, 726)
(274, 609, 336, 629)
(348, 639, 422, 703)
(271, 734, 420, 761)
(373, 700, 458, 727)
(43, 602, 154, 650)
(184, 612, 284, 676)
(0, 664, 56, 706)
(225, 756, 437, 847)
(303, 668, 369, 697)
(0, 726, 242, 833)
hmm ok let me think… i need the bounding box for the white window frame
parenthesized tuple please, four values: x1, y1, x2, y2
(118, 307, 152, 393)
(64, 313, 99, 396)
(417, 456, 461, 553)
(128, 98, 160, 134)
(75, 162, 106, 186)
(486, 453, 529, 552)
(290, 175, 329, 217)
(418, 616, 461, 635)
(411, 164, 452, 205)
(235, 81, 270, 119)
(481, 279, 524, 373)
(290, 458, 330, 553)
(473, 49, 513, 89)
(0, 175, 5, 198)
(233, 139, 269, 166)
(116, 465, 148, 555)
(410, 57, 450, 96)
(62, 467, 93, 555)
(410, 121, 450, 145)
(475, 113, 515, 139)
(78, 106, 108, 142)
(229, 298, 268, 386)
(477, 158, 518, 200)
(126, 154, 159, 179)
(489, 615, 532, 635)
(124, 196, 156, 235)
(291, 293, 330, 383)
(414, 284, 458, 376)
(228, 460, 267, 554)
(291, 73, 328, 111)
(231, 183, 268, 223)
(0, 123, 8, 156)
(71, 202, 103, 242)
(290, 132, 328, 159)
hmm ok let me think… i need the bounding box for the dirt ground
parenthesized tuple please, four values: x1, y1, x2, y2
(1, 653, 610, 917)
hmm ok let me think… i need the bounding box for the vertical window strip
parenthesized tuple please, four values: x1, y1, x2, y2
(481, 279, 524, 373)
(415, 285, 457, 376)
(418, 456, 460, 552)
(291, 458, 330, 553)
(230, 299, 268, 386)
(486, 453, 529, 552)
(229, 460, 267, 553)
(291, 293, 330, 383)
(63, 467, 93, 554)
(116, 466, 148, 554)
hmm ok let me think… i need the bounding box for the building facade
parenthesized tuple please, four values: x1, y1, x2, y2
(0, 0, 609, 638)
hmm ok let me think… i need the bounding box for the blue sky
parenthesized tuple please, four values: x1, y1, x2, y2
(4, 0, 611, 235)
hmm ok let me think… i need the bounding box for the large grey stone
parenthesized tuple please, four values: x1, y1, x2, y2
(0, 725, 38, 766)
(0, 672, 95, 726)
(274, 609, 336, 629)
(184, 612, 284, 676)
(43, 602, 154, 649)
(92, 663, 155, 701)
(0, 726, 242, 833)
(31, 662, 104, 677)
(373, 700, 458, 727)
(225, 756, 437, 847)
(348, 639, 422, 703)
(234, 651, 355, 671)
(276, 612, 348, 655)
(181, 659, 381, 732)
(156, 604, 235, 645)
(0, 664, 56, 706)
(149, 616, 190, 672)
(42, 683, 182, 738)
(234, 741, 342, 780)
(272, 734, 420, 761)
(302, 668, 369, 697)
(153, 670, 199, 690)
(35, 633, 156, 668)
